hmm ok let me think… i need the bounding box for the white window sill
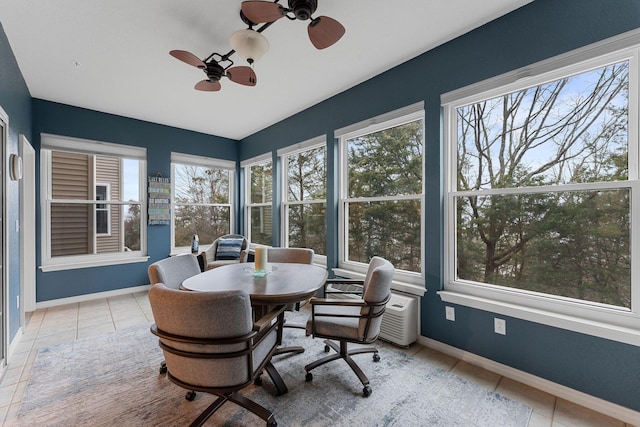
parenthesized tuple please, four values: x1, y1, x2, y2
(170, 247, 197, 256)
(438, 290, 640, 347)
(40, 255, 149, 272)
(332, 268, 427, 297)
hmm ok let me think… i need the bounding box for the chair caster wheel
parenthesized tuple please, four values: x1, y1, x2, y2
(363, 385, 372, 397)
(159, 361, 167, 374)
(373, 353, 381, 362)
(267, 419, 277, 427)
(254, 376, 263, 386)
(305, 372, 313, 382)
(324, 345, 330, 353)
(185, 390, 196, 401)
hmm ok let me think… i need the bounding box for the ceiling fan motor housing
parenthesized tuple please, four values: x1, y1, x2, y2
(288, 0, 317, 20)
(205, 62, 224, 82)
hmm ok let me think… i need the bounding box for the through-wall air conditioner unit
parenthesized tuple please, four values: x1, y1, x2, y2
(325, 282, 418, 347)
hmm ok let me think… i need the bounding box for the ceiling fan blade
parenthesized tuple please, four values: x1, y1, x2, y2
(227, 66, 257, 87)
(308, 16, 345, 50)
(241, 1, 285, 23)
(170, 50, 206, 69)
(194, 80, 222, 91)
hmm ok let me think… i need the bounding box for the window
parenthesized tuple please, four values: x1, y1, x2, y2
(40, 134, 147, 271)
(171, 153, 235, 252)
(243, 155, 273, 246)
(95, 184, 110, 235)
(279, 136, 327, 258)
(336, 103, 424, 283)
(442, 41, 640, 344)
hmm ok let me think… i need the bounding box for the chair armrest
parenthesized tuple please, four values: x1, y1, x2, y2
(309, 297, 367, 308)
(253, 305, 286, 333)
(307, 298, 369, 325)
(151, 323, 256, 346)
(324, 278, 365, 296)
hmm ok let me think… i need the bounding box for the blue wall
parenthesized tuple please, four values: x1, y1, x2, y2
(2, 0, 640, 413)
(0, 22, 32, 341)
(239, 0, 640, 412)
(31, 99, 239, 301)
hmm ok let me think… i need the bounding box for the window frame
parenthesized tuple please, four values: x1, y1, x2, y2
(278, 135, 327, 265)
(170, 152, 235, 254)
(40, 133, 148, 272)
(335, 102, 426, 293)
(242, 153, 273, 247)
(95, 183, 111, 236)
(440, 33, 640, 346)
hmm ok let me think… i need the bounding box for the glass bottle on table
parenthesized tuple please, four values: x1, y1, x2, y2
(190, 234, 199, 254)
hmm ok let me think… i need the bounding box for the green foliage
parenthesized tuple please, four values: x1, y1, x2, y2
(286, 146, 326, 254)
(124, 203, 140, 251)
(249, 161, 273, 245)
(456, 61, 631, 308)
(346, 120, 423, 271)
(173, 164, 232, 247)
(250, 206, 272, 246)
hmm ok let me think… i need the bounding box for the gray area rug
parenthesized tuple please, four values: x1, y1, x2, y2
(17, 315, 531, 426)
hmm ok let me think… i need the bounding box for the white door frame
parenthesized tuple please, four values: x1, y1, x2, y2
(20, 134, 36, 319)
(0, 106, 8, 369)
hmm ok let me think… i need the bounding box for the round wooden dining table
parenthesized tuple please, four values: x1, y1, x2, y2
(181, 262, 328, 306)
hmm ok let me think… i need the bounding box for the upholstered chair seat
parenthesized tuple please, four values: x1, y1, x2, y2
(305, 304, 363, 341)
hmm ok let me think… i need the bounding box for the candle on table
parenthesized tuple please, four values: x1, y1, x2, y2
(255, 246, 268, 272)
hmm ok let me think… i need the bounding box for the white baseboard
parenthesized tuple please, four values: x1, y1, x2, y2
(34, 285, 151, 310)
(418, 336, 640, 425)
(5, 325, 23, 369)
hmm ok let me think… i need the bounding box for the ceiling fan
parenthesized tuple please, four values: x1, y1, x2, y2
(169, 50, 256, 92)
(170, 0, 345, 92)
(241, 0, 346, 50)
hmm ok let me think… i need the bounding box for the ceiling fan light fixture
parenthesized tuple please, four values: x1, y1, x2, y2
(230, 29, 269, 64)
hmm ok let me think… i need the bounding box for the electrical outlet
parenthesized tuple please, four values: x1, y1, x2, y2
(445, 306, 455, 321)
(494, 318, 506, 335)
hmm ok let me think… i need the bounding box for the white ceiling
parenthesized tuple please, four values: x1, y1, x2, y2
(0, 0, 532, 140)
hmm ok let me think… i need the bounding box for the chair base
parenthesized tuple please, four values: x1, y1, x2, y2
(263, 360, 289, 395)
(191, 392, 276, 427)
(273, 313, 306, 359)
(304, 339, 380, 397)
(167, 371, 278, 427)
(273, 345, 305, 358)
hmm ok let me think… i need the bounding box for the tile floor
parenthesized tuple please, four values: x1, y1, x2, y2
(0, 291, 634, 426)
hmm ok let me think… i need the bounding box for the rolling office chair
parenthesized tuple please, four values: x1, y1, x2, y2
(149, 284, 286, 427)
(304, 256, 394, 397)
